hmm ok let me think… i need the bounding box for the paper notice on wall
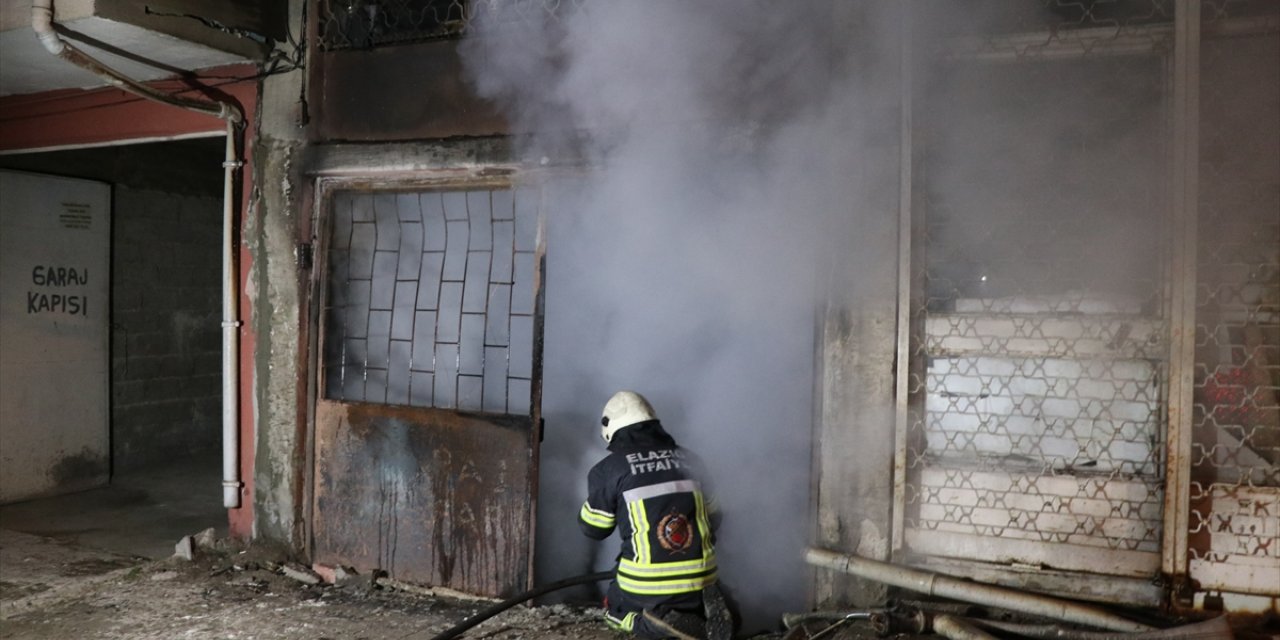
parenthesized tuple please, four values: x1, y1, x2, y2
(58, 201, 95, 230)
(0, 170, 110, 503)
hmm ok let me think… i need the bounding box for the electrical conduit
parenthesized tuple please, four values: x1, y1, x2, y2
(32, 0, 246, 508)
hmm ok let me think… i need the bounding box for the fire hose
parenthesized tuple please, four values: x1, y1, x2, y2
(427, 570, 612, 640)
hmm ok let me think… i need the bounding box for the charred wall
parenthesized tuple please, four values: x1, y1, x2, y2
(246, 0, 1280, 624)
(310, 40, 506, 141)
(282, 1, 911, 627)
(248, 0, 515, 546)
(247, 18, 309, 545)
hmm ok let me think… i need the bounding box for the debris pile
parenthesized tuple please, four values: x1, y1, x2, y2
(791, 548, 1240, 640)
(777, 601, 1235, 640)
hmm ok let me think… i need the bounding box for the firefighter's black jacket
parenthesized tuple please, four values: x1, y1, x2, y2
(578, 420, 717, 596)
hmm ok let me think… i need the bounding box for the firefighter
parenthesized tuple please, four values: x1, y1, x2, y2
(579, 390, 719, 640)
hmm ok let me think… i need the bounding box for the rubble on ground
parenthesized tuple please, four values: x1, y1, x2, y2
(6, 528, 1275, 639)
(0, 529, 619, 639)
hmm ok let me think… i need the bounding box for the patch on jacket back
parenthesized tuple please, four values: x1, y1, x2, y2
(625, 449, 685, 474)
(657, 510, 694, 553)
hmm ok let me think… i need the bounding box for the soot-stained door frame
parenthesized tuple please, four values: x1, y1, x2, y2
(303, 171, 546, 595)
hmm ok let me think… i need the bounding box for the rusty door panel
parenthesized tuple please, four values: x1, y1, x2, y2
(313, 400, 532, 597)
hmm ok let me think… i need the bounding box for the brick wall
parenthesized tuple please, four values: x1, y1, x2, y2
(111, 186, 222, 471)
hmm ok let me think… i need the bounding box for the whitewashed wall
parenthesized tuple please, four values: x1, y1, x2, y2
(0, 170, 110, 503)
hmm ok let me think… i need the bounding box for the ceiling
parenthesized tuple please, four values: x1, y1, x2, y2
(0, 136, 227, 194)
(0, 1, 272, 97)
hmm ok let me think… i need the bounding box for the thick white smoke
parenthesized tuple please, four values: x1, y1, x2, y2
(461, 1, 897, 629)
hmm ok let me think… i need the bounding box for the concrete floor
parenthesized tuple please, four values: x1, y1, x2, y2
(0, 453, 226, 559)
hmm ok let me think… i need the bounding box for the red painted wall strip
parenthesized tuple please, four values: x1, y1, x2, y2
(230, 127, 257, 541)
(0, 64, 260, 540)
(0, 64, 258, 152)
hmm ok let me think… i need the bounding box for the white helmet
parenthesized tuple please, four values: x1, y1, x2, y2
(600, 390, 656, 443)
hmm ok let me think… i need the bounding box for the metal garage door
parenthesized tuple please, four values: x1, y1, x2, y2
(310, 183, 544, 597)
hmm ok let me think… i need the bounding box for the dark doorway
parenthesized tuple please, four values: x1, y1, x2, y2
(0, 137, 229, 558)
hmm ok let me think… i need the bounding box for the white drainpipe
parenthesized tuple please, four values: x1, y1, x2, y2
(219, 122, 243, 509)
(33, 0, 246, 508)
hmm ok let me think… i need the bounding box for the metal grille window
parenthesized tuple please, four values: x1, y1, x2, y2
(316, 0, 583, 50)
(319, 0, 466, 49)
(899, 42, 1171, 591)
(1186, 5, 1280, 596)
(322, 188, 540, 415)
(933, 0, 1174, 61)
(888, 0, 1280, 606)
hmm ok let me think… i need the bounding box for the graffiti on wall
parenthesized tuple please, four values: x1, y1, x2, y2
(27, 265, 90, 316)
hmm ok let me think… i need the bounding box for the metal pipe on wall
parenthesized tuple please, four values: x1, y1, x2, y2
(805, 548, 1154, 633)
(32, 0, 245, 508)
(30, 0, 239, 123)
(973, 615, 1234, 640)
(1161, 0, 1201, 585)
(220, 122, 243, 508)
(890, 0, 915, 561)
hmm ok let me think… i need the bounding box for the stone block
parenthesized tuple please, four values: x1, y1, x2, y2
(174, 535, 195, 561)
